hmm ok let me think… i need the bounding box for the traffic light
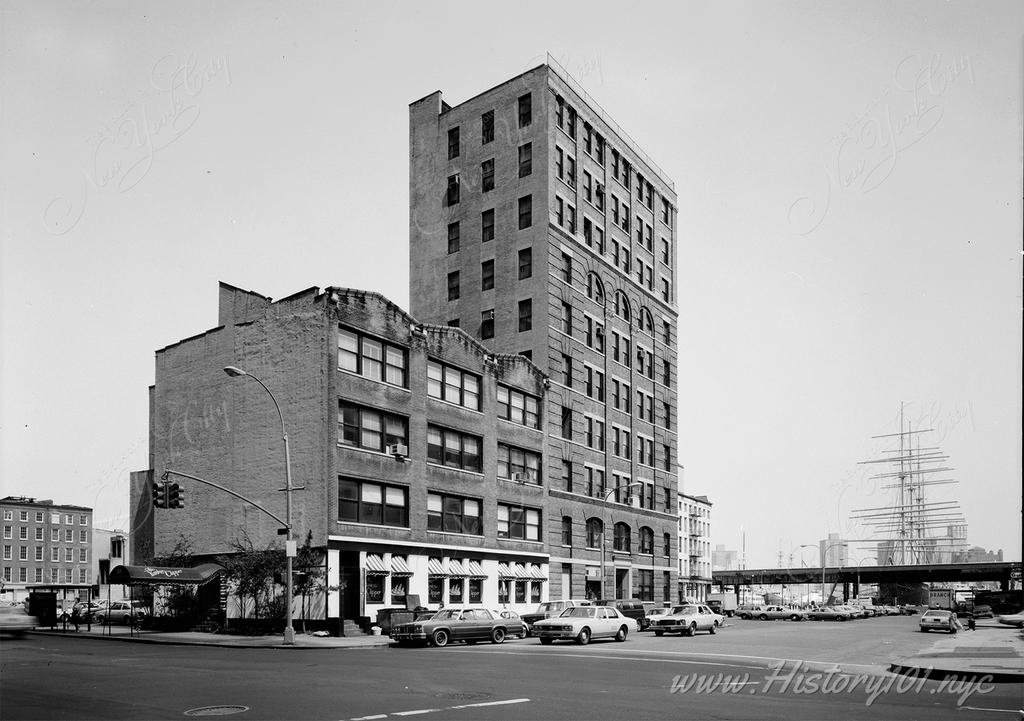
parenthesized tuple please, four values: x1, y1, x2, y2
(167, 482, 184, 509)
(152, 481, 167, 509)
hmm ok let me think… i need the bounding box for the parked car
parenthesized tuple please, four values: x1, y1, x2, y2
(747, 605, 808, 621)
(491, 609, 525, 638)
(806, 607, 852, 621)
(920, 609, 959, 634)
(520, 599, 592, 636)
(972, 605, 994, 619)
(94, 600, 148, 625)
(645, 607, 672, 627)
(839, 605, 871, 619)
(390, 606, 514, 647)
(595, 599, 648, 630)
(996, 612, 1024, 629)
(736, 604, 764, 620)
(532, 605, 631, 645)
(651, 604, 723, 636)
(0, 606, 38, 637)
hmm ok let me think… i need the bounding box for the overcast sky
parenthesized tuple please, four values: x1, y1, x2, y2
(2, 0, 1021, 568)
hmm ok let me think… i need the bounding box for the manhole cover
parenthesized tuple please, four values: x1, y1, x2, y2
(184, 706, 250, 716)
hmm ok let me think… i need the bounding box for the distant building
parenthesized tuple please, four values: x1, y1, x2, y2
(820, 533, 849, 567)
(678, 494, 712, 602)
(0, 496, 93, 603)
(712, 544, 737, 571)
(93, 527, 129, 600)
(953, 546, 1004, 564)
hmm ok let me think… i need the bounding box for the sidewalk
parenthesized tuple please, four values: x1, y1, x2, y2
(888, 623, 1024, 682)
(31, 624, 392, 649)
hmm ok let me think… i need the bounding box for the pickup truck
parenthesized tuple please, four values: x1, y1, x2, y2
(745, 605, 808, 621)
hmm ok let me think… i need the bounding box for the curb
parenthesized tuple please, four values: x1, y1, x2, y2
(887, 662, 1024, 684)
(27, 630, 392, 650)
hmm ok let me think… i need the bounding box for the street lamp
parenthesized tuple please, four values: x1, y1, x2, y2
(600, 482, 644, 601)
(799, 541, 848, 606)
(224, 365, 296, 646)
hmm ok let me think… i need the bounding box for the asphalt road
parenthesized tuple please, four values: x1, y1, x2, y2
(2, 617, 1021, 720)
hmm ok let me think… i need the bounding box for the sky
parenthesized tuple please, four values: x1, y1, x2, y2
(2, 1, 1021, 569)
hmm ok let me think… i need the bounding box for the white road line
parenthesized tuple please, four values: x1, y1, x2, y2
(349, 698, 531, 720)
(350, 716, 388, 720)
(446, 647, 765, 669)
(958, 707, 1024, 715)
(392, 710, 440, 716)
(449, 698, 531, 709)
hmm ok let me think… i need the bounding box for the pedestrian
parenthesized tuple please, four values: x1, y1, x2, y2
(967, 616, 976, 631)
(70, 606, 81, 632)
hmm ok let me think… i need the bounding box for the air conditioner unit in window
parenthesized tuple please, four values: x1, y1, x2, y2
(511, 472, 526, 484)
(386, 443, 408, 459)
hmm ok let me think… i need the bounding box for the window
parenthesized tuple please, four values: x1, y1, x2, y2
(497, 385, 540, 428)
(447, 126, 460, 159)
(79, 547, 87, 562)
(663, 402, 672, 429)
(661, 238, 670, 265)
(482, 209, 494, 242)
(79, 529, 87, 543)
(447, 318, 459, 328)
(480, 309, 494, 339)
(645, 223, 653, 252)
(662, 198, 672, 225)
(447, 271, 460, 300)
(19, 527, 26, 540)
(566, 107, 576, 138)
(449, 577, 463, 603)
(638, 569, 653, 601)
(595, 183, 605, 211)
(428, 492, 481, 535)
(19, 511, 27, 521)
(446, 174, 460, 206)
(586, 518, 603, 548)
(366, 574, 384, 604)
(561, 252, 572, 284)
(560, 406, 573, 440)
(584, 365, 604, 402)
(518, 299, 532, 331)
(481, 259, 494, 291)
(662, 277, 671, 303)
(662, 319, 671, 344)
(562, 516, 573, 546)
(469, 578, 482, 603)
(447, 221, 460, 254)
(663, 444, 672, 471)
(615, 291, 630, 321)
(566, 155, 576, 188)
(585, 416, 605, 450)
(586, 466, 605, 498)
(562, 460, 573, 492)
(664, 532, 672, 556)
(587, 272, 604, 304)
(50, 547, 58, 561)
(338, 402, 408, 452)
(611, 195, 619, 225)
(663, 358, 671, 385)
(391, 574, 408, 605)
(34, 528, 42, 541)
(555, 146, 564, 179)
(18, 546, 26, 560)
(518, 247, 532, 279)
(519, 143, 532, 177)
(583, 171, 592, 203)
(560, 301, 573, 335)
(556, 96, 564, 127)
(498, 504, 540, 541)
(566, 203, 576, 234)
(481, 158, 494, 192)
(427, 360, 481, 410)
(498, 444, 542, 483)
(640, 527, 654, 554)
(35, 512, 42, 522)
(561, 354, 572, 386)
(427, 425, 482, 472)
(518, 195, 532, 229)
(613, 522, 631, 552)
(1, 511, 9, 521)
(518, 93, 532, 127)
(339, 481, 407, 528)
(481, 110, 494, 144)
(584, 123, 593, 153)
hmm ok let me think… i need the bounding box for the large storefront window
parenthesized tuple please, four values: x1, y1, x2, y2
(469, 579, 482, 603)
(428, 576, 443, 604)
(391, 576, 408, 605)
(366, 575, 385, 604)
(515, 581, 527, 603)
(449, 578, 464, 604)
(530, 582, 541, 603)
(498, 579, 511, 604)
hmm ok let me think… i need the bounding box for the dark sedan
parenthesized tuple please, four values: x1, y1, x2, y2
(391, 606, 514, 647)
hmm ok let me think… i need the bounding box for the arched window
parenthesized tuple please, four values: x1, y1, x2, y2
(586, 517, 603, 548)
(641, 307, 654, 334)
(587, 272, 605, 305)
(615, 291, 630, 322)
(613, 522, 631, 552)
(639, 526, 654, 554)
(562, 516, 573, 546)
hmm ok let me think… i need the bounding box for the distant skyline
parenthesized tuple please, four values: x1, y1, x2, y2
(2, 1, 1020, 567)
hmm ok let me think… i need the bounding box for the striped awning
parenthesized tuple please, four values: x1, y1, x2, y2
(427, 558, 449, 576)
(514, 563, 532, 579)
(497, 563, 515, 579)
(448, 560, 469, 577)
(529, 564, 547, 580)
(391, 556, 413, 577)
(467, 561, 486, 578)
(365, 554, 389, 576)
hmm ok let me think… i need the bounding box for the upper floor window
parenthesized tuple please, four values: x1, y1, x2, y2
(340, 478, 408, 527)
(586, 518, 603, 548)
(497, 444, 542, 484)
(428, 492, 481, 535)
(498, 503, 541, 541)
(338, 401, 408, 452)
(587, 272, 604, 305)
(481, 158, 494, 192)
(446, 174, 460, 206)
(338, 327, 408, 387)
(427, 360, 481, 410)
(614, 291, 630, 322)
(518, 93, 532, 127)
(497, 385, 540, 428)
(427, 425, 482, 472)
(447, 221, 459, 254)
(481, 110, 494, 144)
(518, 195, 532, 229)
(519, 143, 532, 177)
(614, 522, 631, 552)
(562, 516, 573, 546)
(481, 209, 495, 242)
(448, 126, 460, 159)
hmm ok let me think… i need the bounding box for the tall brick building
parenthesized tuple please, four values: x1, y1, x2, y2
(1, 497, 93, 602)
(131, 283, 551, 625)
(409, 63, 680, 602)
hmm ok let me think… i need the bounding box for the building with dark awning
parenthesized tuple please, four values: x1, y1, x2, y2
(108, 563, 224, 586)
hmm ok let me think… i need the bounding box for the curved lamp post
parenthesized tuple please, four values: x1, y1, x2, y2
(224, 365, 295, 645)
(799, 541, 848, 606)
(600, 482, 644, 600)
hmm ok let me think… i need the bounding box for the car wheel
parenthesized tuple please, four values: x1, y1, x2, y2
(431, 629, 449, 647)
(686, 623, 697, 637)
(838, 616, 847, 621)
(709, 622, 718, 635)
(95, 614, 105, 624)
(654, 629, 664, 637)
(539, 637, 553, 645)
(615, 625, 628, 642)
(491, 627, 506, 645)
(576, 627, 591, 645)
(523, 626, 532, 638)
(790, 615, 800, 621)
(758, 614, 768, 621)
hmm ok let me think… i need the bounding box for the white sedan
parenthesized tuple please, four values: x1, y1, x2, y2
(532, 606, 631, 645)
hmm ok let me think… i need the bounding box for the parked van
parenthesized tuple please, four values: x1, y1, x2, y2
(596, 599, 649, 630)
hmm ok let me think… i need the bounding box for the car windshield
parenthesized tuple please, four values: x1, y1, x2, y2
(431, 609, 465, 620)
(561, 607, 596, 618)
(671, 605, 697, 615)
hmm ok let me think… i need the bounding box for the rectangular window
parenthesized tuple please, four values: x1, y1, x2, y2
(562, 460, 573, 493)
(35, 546, 42, 561)
(18, 546, 26, 561)
(566, 107, 576, 139)
(338, 402, 408, 452)
(339, 478, 408, 527)
(662, 277, 671, 302)
(560, 301, 573, 335)
(556, 146, 563, 179)
(561, 252, 572, 284)
(446, 173, 460, 206)
(518, 93, 532, 127)
(481, 259, 494, 291)
(584, 124, 592, 154)
(447, 271, 460, 300)
(518, 247, 532, 279)
(661, 238, 670, 265)
(428, 492, 482, 535)
(426, 424, 483, 472)
(481, 208, 494, 242)
(481, 110, 494, 144)
(79, 529, 87, 543)
(518, 143, 532, 177)
(447, 221, 459, 254)
(663, 402, 672, 429)
(497, 444, 542, 483)
(583, 171, 592, 203)
(566, 155, 576, 188)
(448, 126, 460, 159)
(480, 309, 494, 339)
(426, 360, 481, 410)
(586, 416, 605, 451)
(481, 158, 494, 192)
(595, 183, 605, 211)
(498, 504, 541, 541)
(560, 406, 573, 439)
(518, 299, 532, 332)
(662, 198, 671, 225)
(79, 548, 87, 562)
(497, 385, 541, 428)
(518, 195, 532, 229)
(566, 204, 576, 234)
(638, 569, 654, 602)
(561, 354, 572, 386)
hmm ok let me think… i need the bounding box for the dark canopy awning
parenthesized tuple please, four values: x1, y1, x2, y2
(108, 563, 224, 586)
